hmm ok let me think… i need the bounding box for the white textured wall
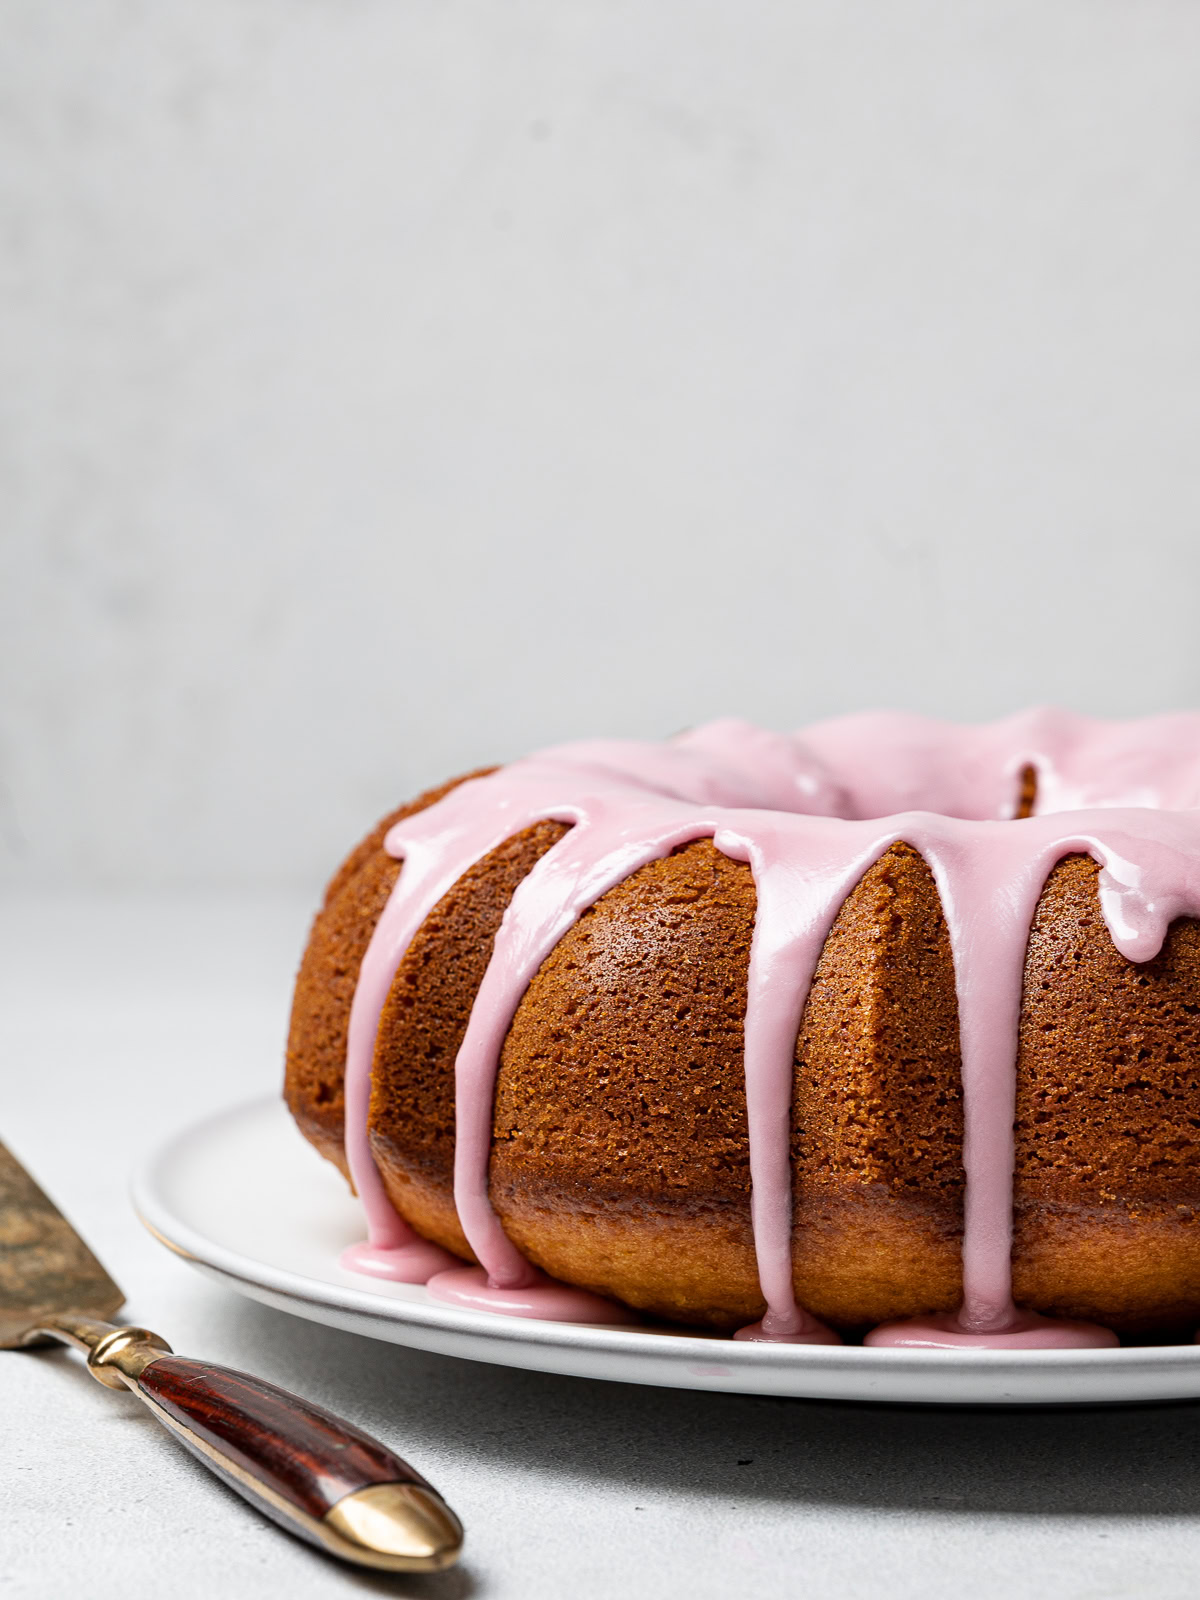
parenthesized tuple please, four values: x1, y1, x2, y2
(5, 0, 1200, 888)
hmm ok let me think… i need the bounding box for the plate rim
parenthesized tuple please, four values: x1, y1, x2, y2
(132, 1095, 1200, 1397)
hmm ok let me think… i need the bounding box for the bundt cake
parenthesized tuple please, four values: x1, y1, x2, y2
(284, 711, 1200, 1348)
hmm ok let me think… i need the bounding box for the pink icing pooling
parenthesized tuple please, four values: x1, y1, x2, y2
(865, 1310, 1117, 1350)
(339, 711, 1200, 1345)
(340, 1238, 459, 1283)
(426, 1265, 642, 1324)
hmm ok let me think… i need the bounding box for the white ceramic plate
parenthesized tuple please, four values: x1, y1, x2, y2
(134, 1097, 1200, 1407)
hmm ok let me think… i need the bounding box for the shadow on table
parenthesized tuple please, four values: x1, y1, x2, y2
(216, 1297, 1200, 1521)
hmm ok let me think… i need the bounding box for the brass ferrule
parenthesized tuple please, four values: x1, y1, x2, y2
(28, 1314, 173, 1388)
(85, 1325, 173, 1388)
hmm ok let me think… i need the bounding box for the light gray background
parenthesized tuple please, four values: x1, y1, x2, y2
(5, 0, 1200, 890)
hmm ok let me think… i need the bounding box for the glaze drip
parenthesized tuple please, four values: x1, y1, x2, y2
(340, 712, 1200, 1344)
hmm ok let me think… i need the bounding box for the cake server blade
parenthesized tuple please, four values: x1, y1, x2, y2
(0, 1136, 463, 1572)
(0, 1138, 124, 1344)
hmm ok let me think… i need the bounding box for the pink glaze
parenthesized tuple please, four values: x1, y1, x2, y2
(340, 1239, 460, 1283)
(802, 709, 1200, 820)
(865, 1310, 1119, 1350)
(338, 712, 1200, 1345)
(732, 1319, 843, 1346)
(426, 1265, 642, 1324)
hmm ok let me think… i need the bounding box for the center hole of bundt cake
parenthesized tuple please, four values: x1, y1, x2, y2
(828, 764, 1039, 823)
(1015, 764, 1037, 819)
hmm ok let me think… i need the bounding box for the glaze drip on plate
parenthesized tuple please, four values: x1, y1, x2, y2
(340, 710, 1200, 1346)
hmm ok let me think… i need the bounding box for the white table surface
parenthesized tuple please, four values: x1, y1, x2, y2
(5, 891, 1200, 1600)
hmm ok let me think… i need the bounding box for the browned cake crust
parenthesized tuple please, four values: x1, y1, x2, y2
(285, 786, 1200, 1335)
(1012, 854, 1200, 1335)
(789, 842, 965, 1329)
(492, 840, 764, 1326)
(284, 772, 492, 1172)
(490, 840, 965, 1330)
(370, 820, 570, 1258)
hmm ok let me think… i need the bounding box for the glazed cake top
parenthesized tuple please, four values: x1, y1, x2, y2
(338, 711, 1200, 1348)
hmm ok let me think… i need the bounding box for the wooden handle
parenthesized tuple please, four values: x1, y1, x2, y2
(133, 1356, 462, 1571)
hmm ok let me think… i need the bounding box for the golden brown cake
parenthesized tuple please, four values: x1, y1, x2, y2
(284, 712, 1200, 1345)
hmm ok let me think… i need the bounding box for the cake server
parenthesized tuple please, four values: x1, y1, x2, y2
(0, 1137, 462, 1573)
